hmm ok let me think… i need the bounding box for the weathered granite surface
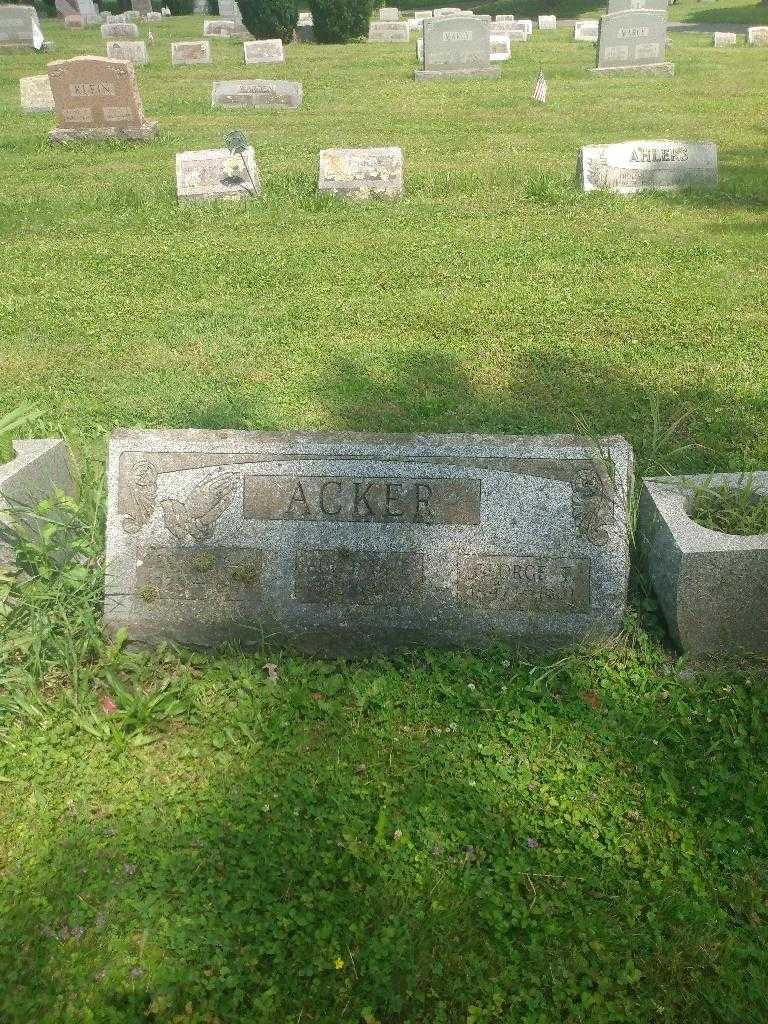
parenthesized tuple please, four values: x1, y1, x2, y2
(713, 31, 737, 46)
(369, 21, 409, 41)
(0, 4, 42, 48)
(211, 78, 303, 108)
(243, 38, 283, 63)
(594, 9, 672, 74)
(106, 40, 149, 64)
(747, 26, 768, 44)
(104, 429, 633, 655)
(318, 147, 403, 198)
(171, 39, 212, 65)
(538, 14, 556, 29)
(577, 140, 717, 193)
(489, 32, 510, 59)
(379, 7, 400, 21)
(176, 146, 261, 200)
(416, 14, 500, 80)
(574, 20, 598, 41)
(0, 439, 75, 567)
(48, 55, 158, 142)
(20, 73, 54, 112)
(608, 0, 667, 11)
(639, 472, 768, 656)
(204, 19, 235, 36)
(65, 14, 83, 28)
(101, 21, 139, 38)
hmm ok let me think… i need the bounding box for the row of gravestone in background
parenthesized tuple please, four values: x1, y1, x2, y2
(1, 431, 766, 657)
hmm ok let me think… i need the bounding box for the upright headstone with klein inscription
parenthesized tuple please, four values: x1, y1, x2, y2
(104, 429, 633, 655)
(48, 55, 158, 142)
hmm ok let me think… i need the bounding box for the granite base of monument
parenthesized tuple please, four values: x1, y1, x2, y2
(415, 66, 501, 80)
(50, 120, 158, 142)
(104, 428, 633, 657)
(590, 61, 674, 75)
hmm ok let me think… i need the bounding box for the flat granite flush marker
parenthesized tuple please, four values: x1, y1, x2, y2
(104, 429, 633, 655)
(211, 79, 303, 108)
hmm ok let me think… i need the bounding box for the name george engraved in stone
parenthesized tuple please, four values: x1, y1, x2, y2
(135, 547, 263, 601)
(457, 555, 590, 612)
(295, 550, 424, 604)
(243, 475, 481, 524)
(70, 81, 116, 96)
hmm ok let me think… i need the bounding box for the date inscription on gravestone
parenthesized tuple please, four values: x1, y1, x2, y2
(105, 428, 633, 654)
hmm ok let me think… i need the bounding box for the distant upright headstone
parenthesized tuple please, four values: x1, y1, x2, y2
(101, 21, 140, 38)
(65, 13, 84, 27)
(577, 140, 717, 193)
(416, 13, 499, 79)
(297, 10, 313, 24)
(48, 55, 158, 142)
(176, 146, 261, 201)
(747, 26, 768, 45)
(607, 0, 667, 11)
(368, 20, 409, 40)
(574, 20, 598, 41)
(295, 22, 314, 40)
(538, 14, 556, 29)
(494, 14, 518, 22)
(145, 11, 162, 21)
(193, 0, 207, 11)
(131, 0, 151, 15)
(20, 73, 55, 112)
(379, 6, 400, 20)
(492, 19, 529, 39)
(713, 31, 737, 46)
(55, 0, 78, 16)
(103, 429, 633, 655)
(0, 5, 43, 49)
(433, 7, 463, 16)
(106, 40, 149, 64)
(204, 19, 235, 35)
(171, 39, 212, 64)
(489, 32, 511, 59)
(318, 147, 403, 198)
(414, 10, 433, 22)
(211, 78, 303, 108)
(243, 38, 284, 63)
(594, 9, 673, 74)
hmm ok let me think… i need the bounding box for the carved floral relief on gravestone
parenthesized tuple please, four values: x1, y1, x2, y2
(577, 140, 717, 193)
(48, 55, 158, 142)
(104, 429, 633, 655)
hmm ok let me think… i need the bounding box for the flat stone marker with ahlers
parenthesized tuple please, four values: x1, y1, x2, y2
(20, 73, 55, 112)
(416, 14, 500, 80)
(176, 146, 261, 201)
(48, 55, 158, 142)
(103, 429, 633, 656)
(243, 39, 284, 63)
(106, 40, 149, 64)
(0, 4, 43, 48)
(577, 140, 717, 194)
(171, 40, 212, 64)
(211, 79, 303, 108)
(318, 147, 403, 198)
(102, 21, 139, 39)
(369, 21, 409, 41)
(593, 9, 673, 75)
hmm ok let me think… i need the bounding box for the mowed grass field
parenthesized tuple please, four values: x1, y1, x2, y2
(1, 11, 768, 1024)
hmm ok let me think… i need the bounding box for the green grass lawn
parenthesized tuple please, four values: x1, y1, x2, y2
(1, 11, 768, 1022)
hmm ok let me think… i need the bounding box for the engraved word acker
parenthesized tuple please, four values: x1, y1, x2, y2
(105, 429, 633, 655)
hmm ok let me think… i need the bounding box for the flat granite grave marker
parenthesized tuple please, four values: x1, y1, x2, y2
(211, 78, 303, 108)
(368, 20, 409, 40)
(0, 4, 43, 48)
(577, 139, 717, 193)
(204, 19, 235, 35)
(48, 55, 158, 142)
(414, 9, 433, 20)
(104, 429, 633, 655)
(489, 32, 511, 59)
(747, 26, 768, 44)
(379, 6, 400, 20)
(594, 9, 673, 75)
(713, 31, 737, 46)
(101, 21, 139, 39)
(416, 14, 499, 79)
(318, 147, 403, 198)
(574, 20, 598, 41)
(243, 38, 283, 63)
(639, 472, 768, 655)
(176, 146, 261, 200)
(20, 73, 55, 111)
(171, 39, 212, 64)
(538, 14, 556, 29)
(106, 40, 149, 64)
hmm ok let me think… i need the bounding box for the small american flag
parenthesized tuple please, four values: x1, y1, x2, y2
(532, 69, 547, 103)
